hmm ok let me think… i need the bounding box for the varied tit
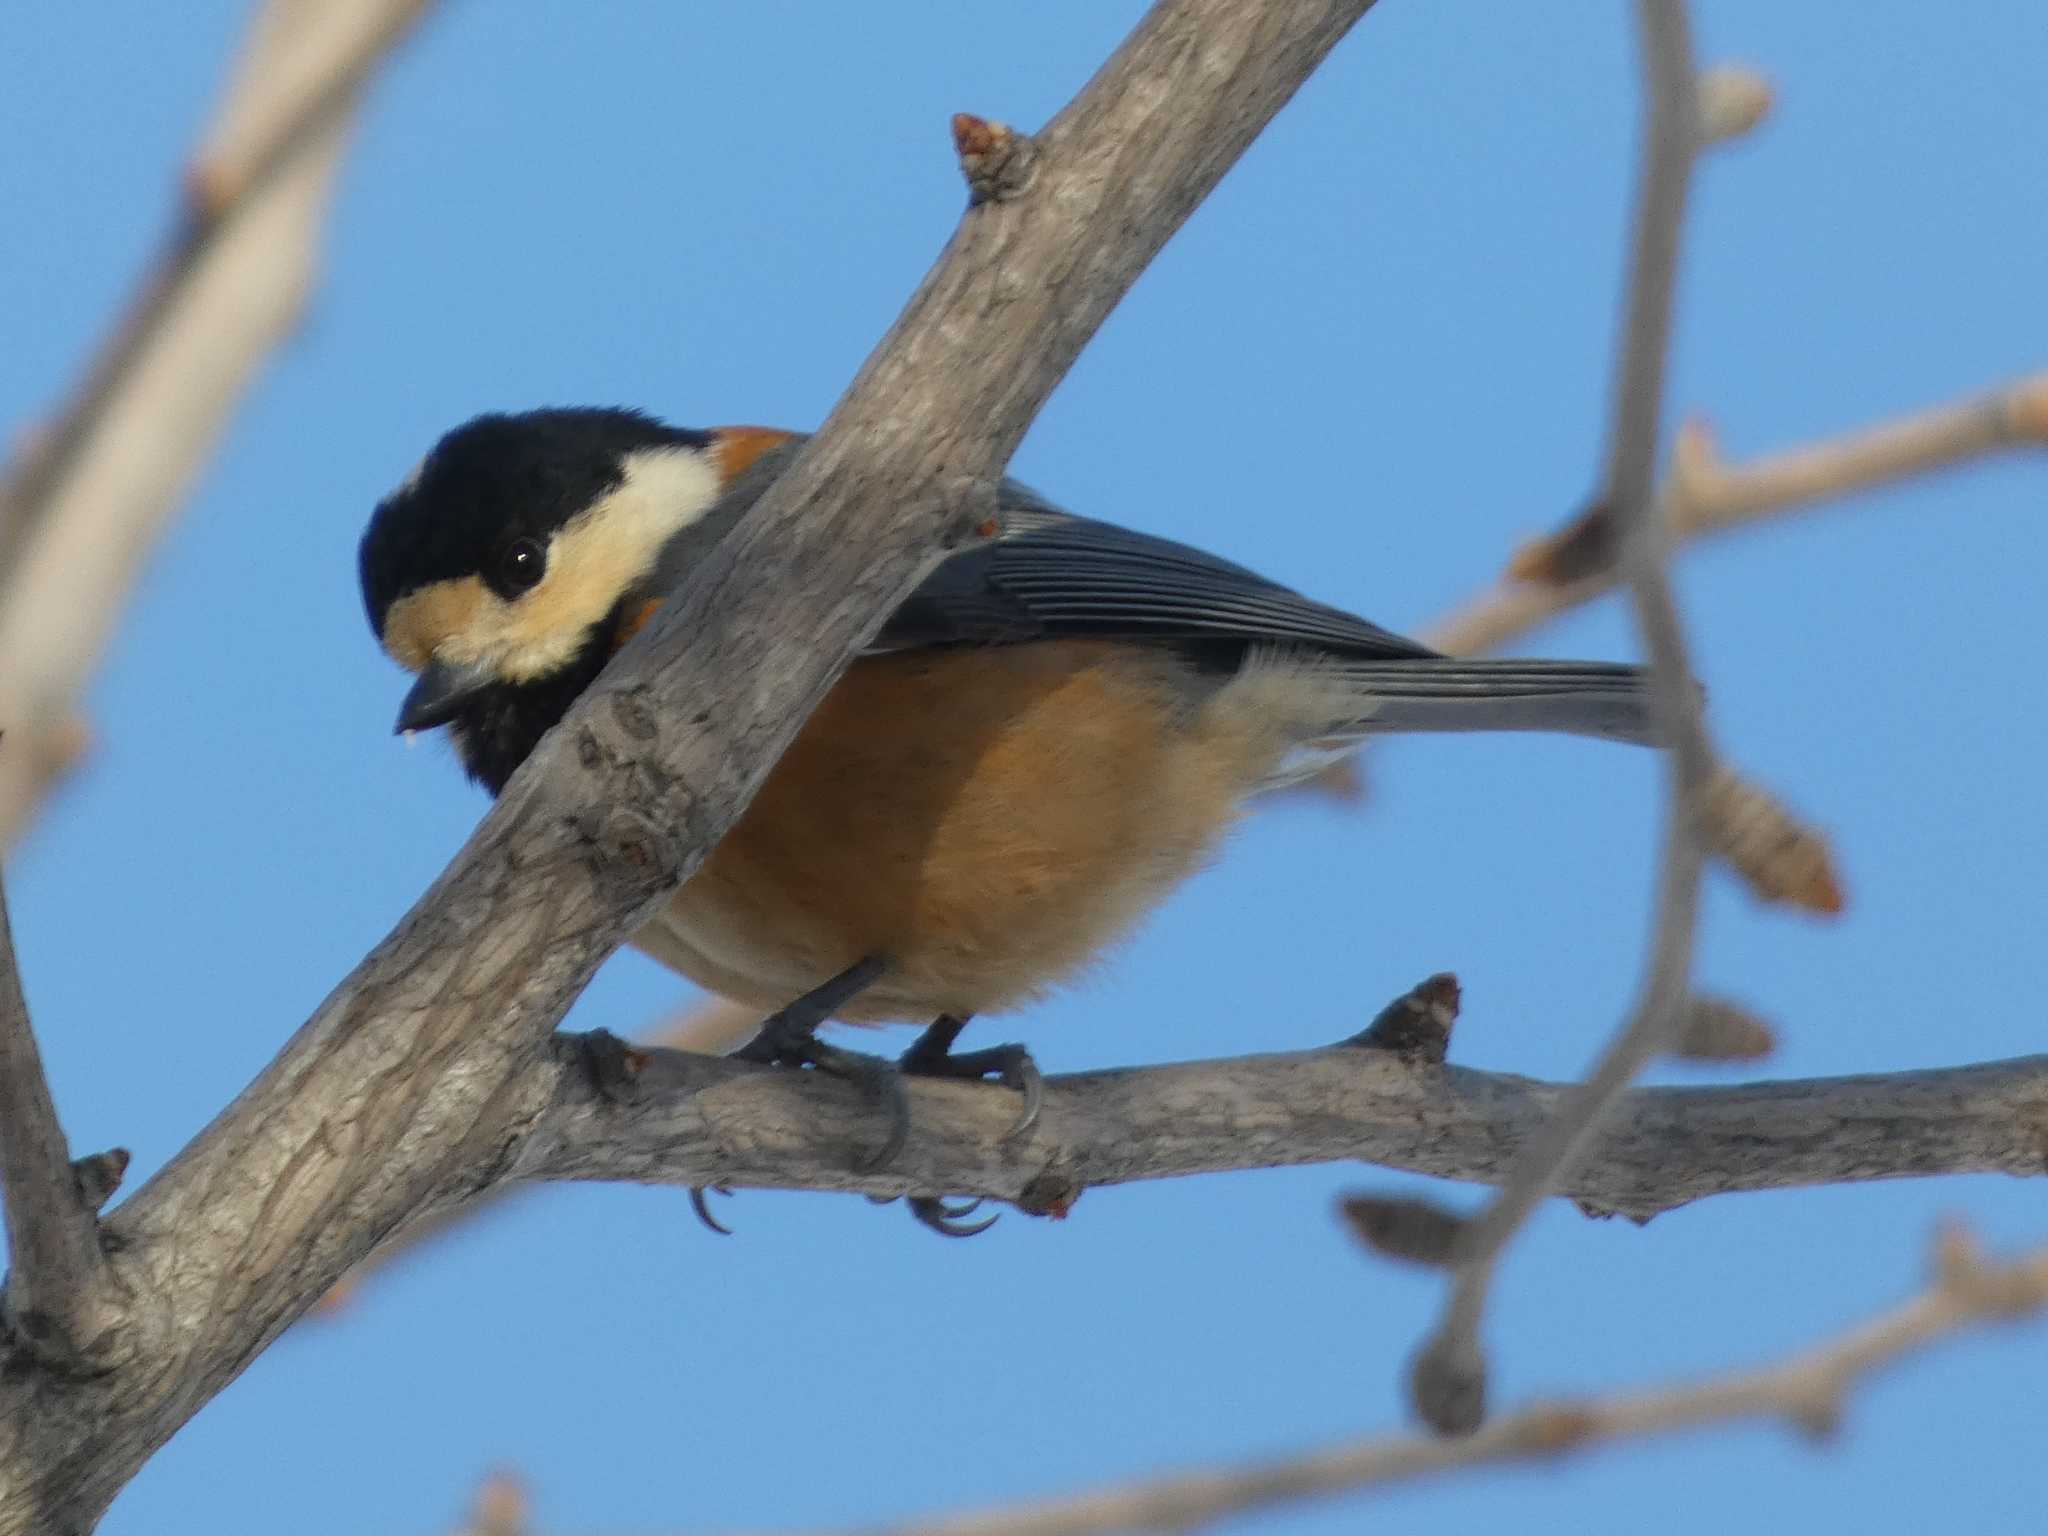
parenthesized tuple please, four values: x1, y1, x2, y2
(360, 408, 1661, 1231)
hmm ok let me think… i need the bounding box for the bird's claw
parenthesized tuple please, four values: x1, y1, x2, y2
(689, 1184, 736, 1236)
(900, 1033, 1044, 1146)
(734, 1009, 912, 1173)
(909, 1195, 999, 1238)
(868, 1191, 1001, 1238)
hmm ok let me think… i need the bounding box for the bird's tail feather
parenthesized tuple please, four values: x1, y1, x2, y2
(1229, 654, 1667, 795)
(1327, 658, 1663, 746)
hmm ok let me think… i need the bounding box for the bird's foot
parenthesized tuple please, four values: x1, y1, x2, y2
(899, 1014, 1044, 1146)
(729, 957, 910, 1172)
(856, 1014, 1041, 1240)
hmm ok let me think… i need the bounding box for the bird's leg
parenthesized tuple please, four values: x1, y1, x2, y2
(729, 955, 910, 1171)
(732, 954, 890, 1064)
(898, 1013, 1044, 1145)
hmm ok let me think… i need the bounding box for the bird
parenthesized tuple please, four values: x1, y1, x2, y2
(360, 407, 1662, 1233)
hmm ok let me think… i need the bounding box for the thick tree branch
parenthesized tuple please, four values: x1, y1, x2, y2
(517, 1036, 2048, 1222)
(836, 1226, 2048, 1536)
(1410, 0, 1711, 1434)
(0, 4, 1381, 1527)
(310, 997, 758, 1316)
(0, 872, 118, 1371)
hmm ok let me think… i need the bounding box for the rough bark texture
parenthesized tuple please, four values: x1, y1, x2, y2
(522, 1043, 2048, 1222)
(0, 2, 1378, 1527)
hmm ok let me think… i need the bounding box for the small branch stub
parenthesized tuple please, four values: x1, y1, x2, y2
(952, 113, 1038, 205)
(1505, 497, 1615, 588)
(1015, 1169, 1084, 1219)
(72, 1148, 132, 1213)
(1350, 973, 1460, 1062)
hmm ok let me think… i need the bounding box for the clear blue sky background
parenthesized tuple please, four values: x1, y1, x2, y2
(4, 4, 2044, 1532)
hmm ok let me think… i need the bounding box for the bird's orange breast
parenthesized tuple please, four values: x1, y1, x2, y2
(632, 639, 1266, 1022)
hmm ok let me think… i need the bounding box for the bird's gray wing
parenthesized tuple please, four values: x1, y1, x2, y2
(874, 481, 1439, 662)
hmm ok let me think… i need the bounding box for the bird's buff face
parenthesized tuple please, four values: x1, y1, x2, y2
(378, 448, 715, 679)
(360, 416, 723, 735)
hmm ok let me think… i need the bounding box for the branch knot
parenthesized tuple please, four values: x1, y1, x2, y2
(952, 114, 1039, 205)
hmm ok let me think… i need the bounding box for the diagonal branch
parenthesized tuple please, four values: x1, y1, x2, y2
(1408, 0, 1712, 1434)
(835, 1225, 2048, 1536)
(0, 0, 438, 846)
(0, 4, 1385, 1527)
(310, 998, 758, 1316)
(0, 870, 116, 1369)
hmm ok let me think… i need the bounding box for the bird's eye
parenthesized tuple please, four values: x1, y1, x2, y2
(498, 537, 547, 594)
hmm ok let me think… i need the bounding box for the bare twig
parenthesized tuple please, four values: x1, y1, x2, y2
(0, 0, 436, 845)
(1409, 0, 1712, 1434)
(0, 873, 116, 1368)
(952, 115, 1039, 206)
(844, 1226, 2048, 1536)
(1425, 372, 2048, 658)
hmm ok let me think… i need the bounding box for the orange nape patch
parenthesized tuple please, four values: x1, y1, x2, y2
(612, 597, 667, 651)
(711, 425, 798, 484)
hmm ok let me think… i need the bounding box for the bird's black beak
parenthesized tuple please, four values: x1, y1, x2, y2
(395, 656, 496, 734)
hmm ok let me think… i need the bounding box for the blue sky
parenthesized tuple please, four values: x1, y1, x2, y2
(4, 3, 2045, 1532)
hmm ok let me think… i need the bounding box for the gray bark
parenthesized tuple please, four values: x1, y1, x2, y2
(524, 1039, 2048, 1224)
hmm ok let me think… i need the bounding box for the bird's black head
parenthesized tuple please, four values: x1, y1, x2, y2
(360, 407, 719, 790)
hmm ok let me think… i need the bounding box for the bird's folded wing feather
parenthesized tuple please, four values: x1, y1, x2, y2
(873, 481, 1439, 661)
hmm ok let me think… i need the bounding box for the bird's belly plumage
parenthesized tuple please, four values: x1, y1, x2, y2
(631, 640, 1275, 1024)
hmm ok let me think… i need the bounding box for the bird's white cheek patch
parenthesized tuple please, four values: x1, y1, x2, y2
(379, 446, 719, 684)
(494, 446, 722, 677)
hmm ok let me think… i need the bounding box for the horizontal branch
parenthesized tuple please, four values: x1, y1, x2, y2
(839, 1224, 2048, 1536)
(519, 1034, 2048, 1223)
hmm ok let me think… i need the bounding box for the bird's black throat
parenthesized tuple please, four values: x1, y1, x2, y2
(445, 623, 619, 796)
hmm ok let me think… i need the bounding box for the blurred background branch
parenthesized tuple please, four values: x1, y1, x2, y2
(1424, 371, 2048, 659)
(0, 0, 435, 845)
(813, 1225, 2048, 1536)
(1409, 0, 1712, 1435)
